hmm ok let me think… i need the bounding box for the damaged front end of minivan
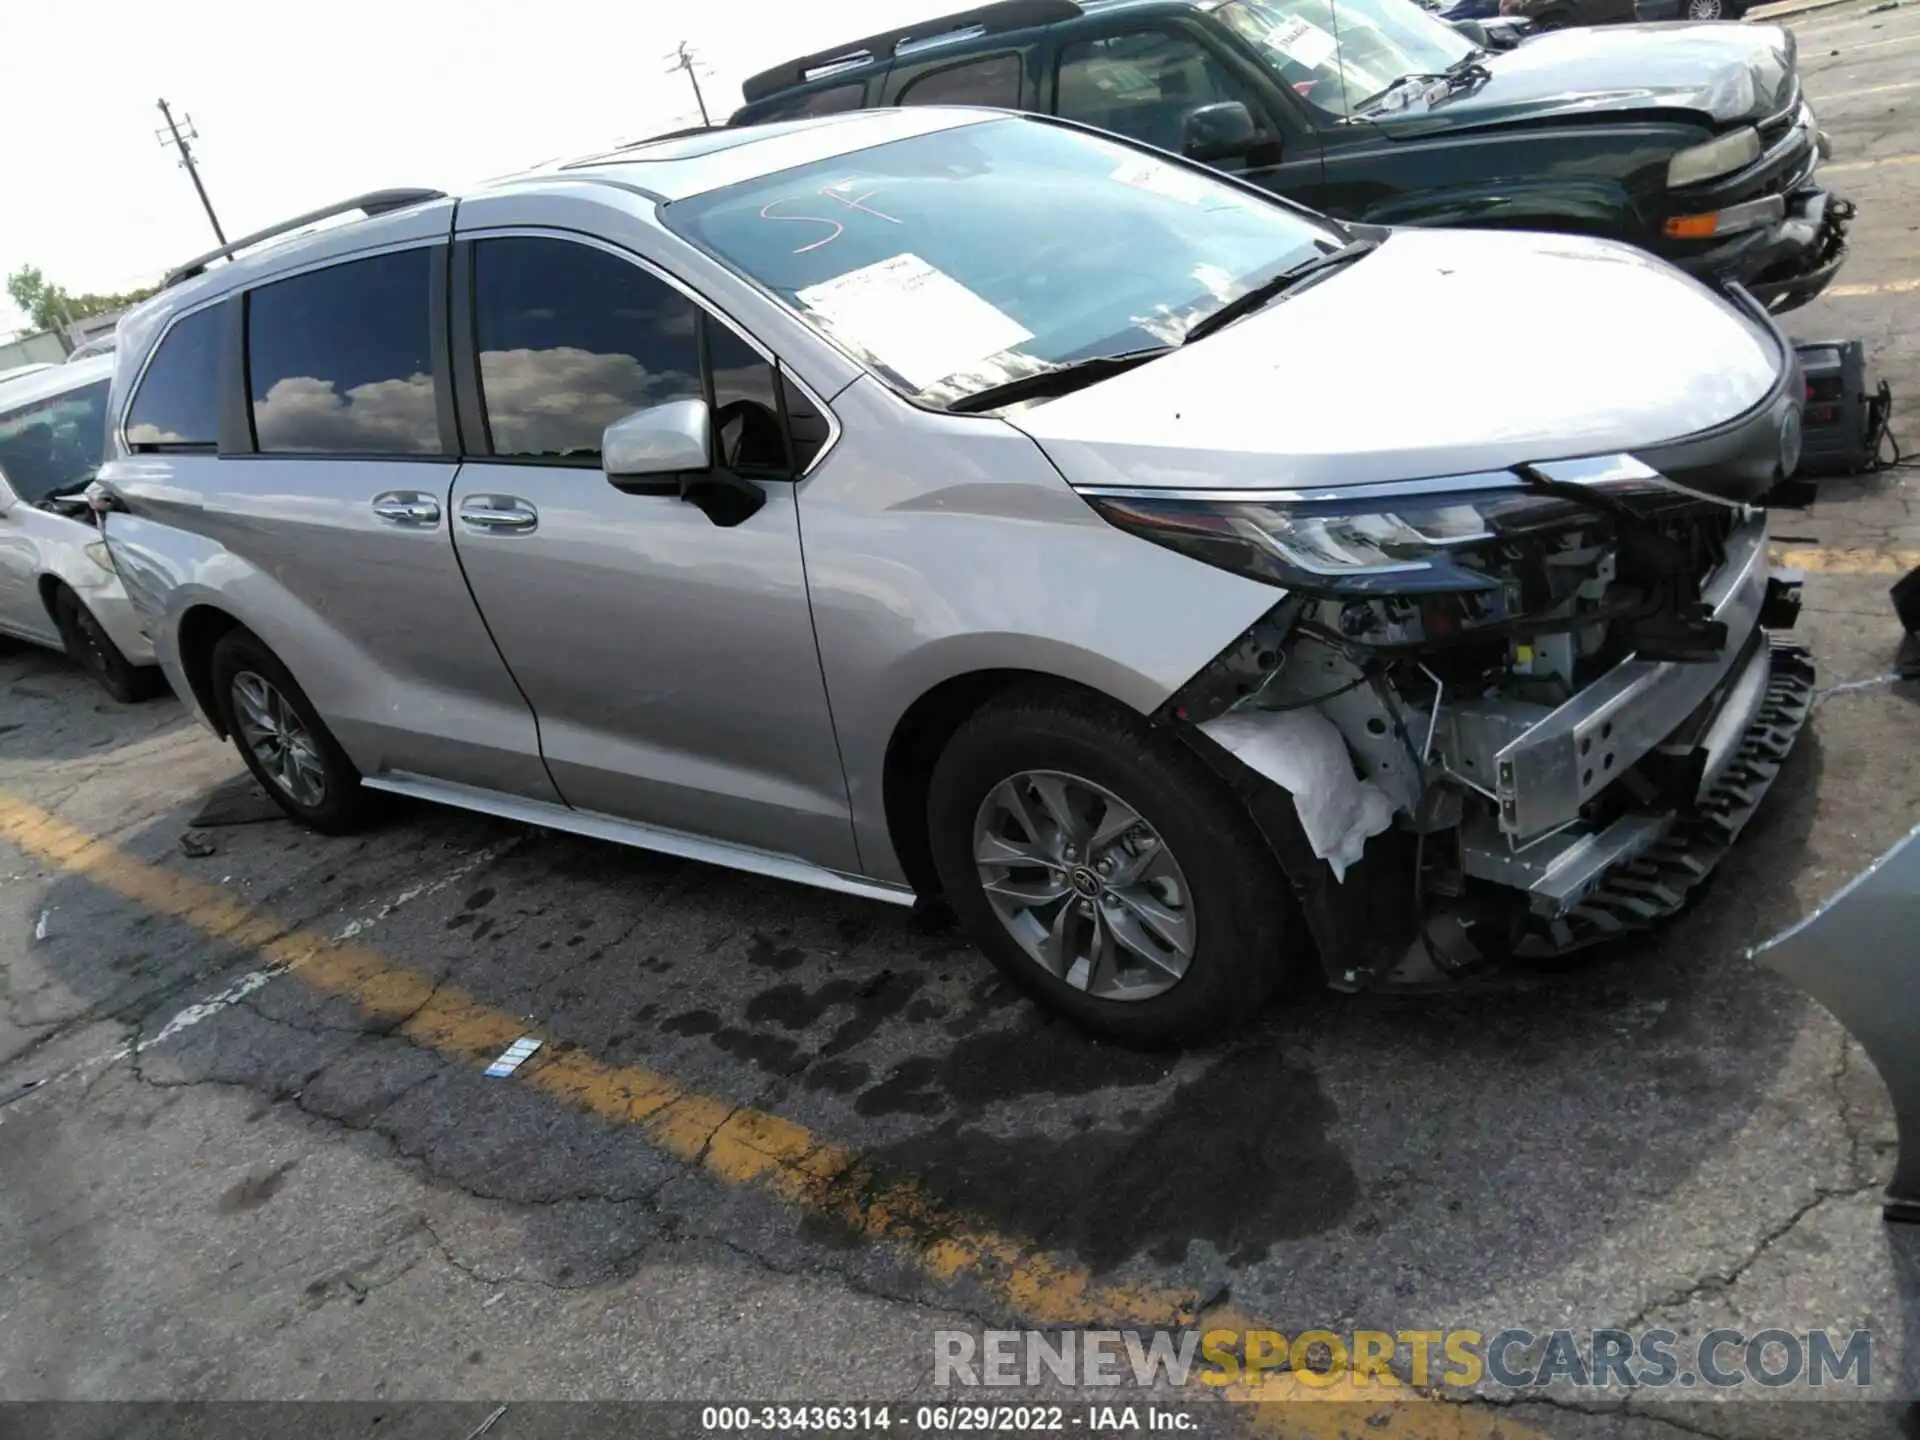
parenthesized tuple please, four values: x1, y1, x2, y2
(1095, 447, 1814, 990)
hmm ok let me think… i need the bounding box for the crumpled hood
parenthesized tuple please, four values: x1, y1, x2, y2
(1009, 228, 1783, 493)
(1378, 22, 1797, 131)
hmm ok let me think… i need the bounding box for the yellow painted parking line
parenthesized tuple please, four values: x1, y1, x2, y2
(0, 792, 1538, 1436)
(1824, 153, 1920, 173)
(1811, 77, 1920, 99)
(1776, 547, 1920, 575)
(1820, 277, 1920, 298)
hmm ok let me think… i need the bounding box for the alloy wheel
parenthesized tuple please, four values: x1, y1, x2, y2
(1686, 0, 1723, 16)
(230, 670, 328, 807)
(971, 769, 1195, 1001)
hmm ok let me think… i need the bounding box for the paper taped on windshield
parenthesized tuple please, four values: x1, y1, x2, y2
(796, 253, 1032, 390)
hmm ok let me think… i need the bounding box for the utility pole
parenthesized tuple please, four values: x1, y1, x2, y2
(666, 42, 713, 127)
(155, 99, 227, 246)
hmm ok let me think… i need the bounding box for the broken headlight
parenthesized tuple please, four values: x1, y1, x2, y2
(1084, 478, 1643, 597)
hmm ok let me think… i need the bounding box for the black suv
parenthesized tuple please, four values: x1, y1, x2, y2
(734, 0, 1847, 311)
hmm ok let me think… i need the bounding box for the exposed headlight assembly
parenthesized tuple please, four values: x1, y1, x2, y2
(1083, 472, 1676, 597)
(1667, 127, 1762, 188)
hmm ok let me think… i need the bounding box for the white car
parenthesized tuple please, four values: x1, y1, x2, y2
(0, 356, 161, 699)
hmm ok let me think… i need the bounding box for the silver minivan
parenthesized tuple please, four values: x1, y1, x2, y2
(97, 108, 1812, 1041)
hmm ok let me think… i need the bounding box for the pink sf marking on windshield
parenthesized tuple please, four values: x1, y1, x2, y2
(759, 185, 902, 254)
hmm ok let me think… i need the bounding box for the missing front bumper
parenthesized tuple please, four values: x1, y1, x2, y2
(1490, 637, 1813, 955)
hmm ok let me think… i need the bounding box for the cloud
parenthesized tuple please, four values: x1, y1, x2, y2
(253, 372, 439, 454)
(479, 346, 699, 456)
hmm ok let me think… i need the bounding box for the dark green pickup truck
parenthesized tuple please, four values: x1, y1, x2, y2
(733, 0, 1849, 311)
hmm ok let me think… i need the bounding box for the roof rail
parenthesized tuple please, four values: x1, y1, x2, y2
(739, 0, 1080, 104)
(161, 188, 448, 289)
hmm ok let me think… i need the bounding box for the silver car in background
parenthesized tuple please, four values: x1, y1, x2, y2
(0, 356, 161, 700)
(97, 109, 1810, 1042)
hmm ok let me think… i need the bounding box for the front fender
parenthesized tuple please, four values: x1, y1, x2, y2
(1359, 177, 1644, 234)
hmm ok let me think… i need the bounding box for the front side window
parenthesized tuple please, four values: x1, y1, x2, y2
(124, 305, 221, 451)
(898, 54, 1023, 108)
(471, 237, 703, 461)
(664, 117, 1340, 406)
(1214, 0, 1473, 118)
(0, 381, 109, 503)
(246, 248, 440, 455)
(1055, 30, 1263, 154)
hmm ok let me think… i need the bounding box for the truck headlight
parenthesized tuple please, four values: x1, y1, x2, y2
(1668, 127, 1762, 188)
(1083, 476, 1666, 597)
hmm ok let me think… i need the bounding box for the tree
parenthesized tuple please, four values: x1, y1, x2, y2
(6, 265, 157, 334)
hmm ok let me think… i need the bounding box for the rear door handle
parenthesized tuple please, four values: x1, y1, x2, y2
(459, 496, 538, 533)
(371, 491, 441, 526)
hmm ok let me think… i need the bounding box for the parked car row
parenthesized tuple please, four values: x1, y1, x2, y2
(733, 0, 1846, 311)
(82, 61, 1822, 1040)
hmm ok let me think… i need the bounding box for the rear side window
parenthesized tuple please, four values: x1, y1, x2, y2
(0, 381, 109, 503)
(470, 236, 703, 461)
(740, 82, 867, 124)
(246, 248, 439, 456)
(1056, 30, 1260, 154)
(124, 306, 221, 451)
(897, 54, 1023, 107)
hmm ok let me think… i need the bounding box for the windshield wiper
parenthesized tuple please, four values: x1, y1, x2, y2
(1355, 56, 1490, 114)
(944, 347, 1174, 414)
(1181, 238, 1379, 345)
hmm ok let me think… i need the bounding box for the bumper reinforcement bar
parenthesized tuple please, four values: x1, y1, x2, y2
(1518, 639, 1814, 956)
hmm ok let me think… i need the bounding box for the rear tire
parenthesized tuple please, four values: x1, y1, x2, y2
(52, 585, 159, 704)
(926, 682, 1296, 1046)
(209, 628, 377, 834)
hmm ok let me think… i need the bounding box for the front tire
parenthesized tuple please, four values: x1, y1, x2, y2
(926, 683, 1295, 1045)
(209, 628, 376, 834)
(52, 585, 159, 703)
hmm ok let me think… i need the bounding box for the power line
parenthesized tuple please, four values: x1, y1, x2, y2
(155, 98, 227, 246)
(665, 41, 713, 127)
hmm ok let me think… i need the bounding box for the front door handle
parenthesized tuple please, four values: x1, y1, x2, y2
(371, 491, 441, 526)
(459, 496, 538, 533)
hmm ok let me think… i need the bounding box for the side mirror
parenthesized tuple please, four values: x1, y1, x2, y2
(1450, 17, 1490, 44)
(1182, 101, 1259, 163)
(601, 397, 766, 528)
(603, 398, 712, 482)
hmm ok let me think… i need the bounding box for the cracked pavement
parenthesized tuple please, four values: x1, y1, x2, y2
(5, 7, 1920, 1433)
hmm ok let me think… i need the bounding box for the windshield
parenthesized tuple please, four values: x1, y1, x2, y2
(664, 118, 1341, 406)
(0, 380, 109, 505)
(1216, 0, 1474, 118)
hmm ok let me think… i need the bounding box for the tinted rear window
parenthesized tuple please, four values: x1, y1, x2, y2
(246, 248, 440, 455)
(897, 54, 1022, 107)
(738, 81, 867, 124)
(124, 305, 221, 451)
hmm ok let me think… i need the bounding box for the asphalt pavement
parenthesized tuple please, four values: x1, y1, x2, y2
(4, 8, 1920, 1436)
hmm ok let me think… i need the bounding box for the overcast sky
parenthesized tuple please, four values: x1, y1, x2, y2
(1, 0, 919, 338)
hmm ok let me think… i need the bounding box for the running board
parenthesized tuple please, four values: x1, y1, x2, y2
(360, 772, 915, 907)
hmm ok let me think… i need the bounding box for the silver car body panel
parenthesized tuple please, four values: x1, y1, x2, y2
(792, 374, 1280, 882)
(1009, 227, 1782, 493)
(1752, 820, 1920, 1223)
(0, 355, 154, 665)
